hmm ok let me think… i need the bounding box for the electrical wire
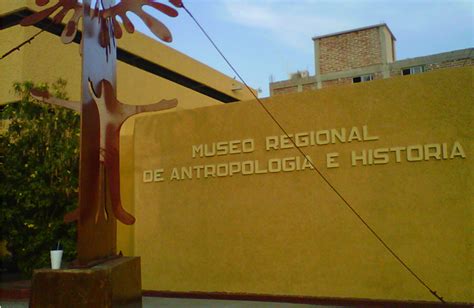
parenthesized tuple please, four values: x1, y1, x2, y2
(180, 2, 445, 304)
(0, 28, 45, 60)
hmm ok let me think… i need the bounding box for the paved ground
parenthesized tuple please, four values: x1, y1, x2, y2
(142, 298, 333, 307)
(0, 273, 340, 307)
(1, 298, 337, 307)
(0, 300, 27, 308)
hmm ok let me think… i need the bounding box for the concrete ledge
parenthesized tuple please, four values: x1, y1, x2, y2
(391, 48, 474, 69)
(30, 257, 141, 307)
(142, 290, 472, 307)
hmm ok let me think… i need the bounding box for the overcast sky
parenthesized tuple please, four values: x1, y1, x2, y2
(135, 0, 473, 97)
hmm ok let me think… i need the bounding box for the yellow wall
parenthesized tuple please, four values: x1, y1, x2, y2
(129, 67, 472, 303)
(117, 31, 256, 103)
(0, 26, 27, 102)
(0, 0, 30, 15)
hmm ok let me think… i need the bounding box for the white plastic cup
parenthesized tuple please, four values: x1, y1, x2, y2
(50, 250, 63, 270)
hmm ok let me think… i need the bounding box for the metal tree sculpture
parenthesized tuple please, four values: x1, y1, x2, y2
(21, 0, 182, 44)
(21, 0, 182, 265)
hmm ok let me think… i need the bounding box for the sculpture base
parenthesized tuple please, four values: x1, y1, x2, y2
(30, 256, 141, 307)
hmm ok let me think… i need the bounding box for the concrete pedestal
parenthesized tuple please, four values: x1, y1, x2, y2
(30, 257, 141, 307)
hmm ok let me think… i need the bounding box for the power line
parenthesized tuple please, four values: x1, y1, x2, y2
(180, 2, 445, 304)
(0, 28, 45, 61)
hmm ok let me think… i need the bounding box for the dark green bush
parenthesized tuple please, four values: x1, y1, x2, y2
(0, 79, 79, 277)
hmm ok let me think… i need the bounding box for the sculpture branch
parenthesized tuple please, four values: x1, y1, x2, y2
(30, 88, 81, 112)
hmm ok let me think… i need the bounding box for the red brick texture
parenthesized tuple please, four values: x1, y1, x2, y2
(318, 27, 382, 74)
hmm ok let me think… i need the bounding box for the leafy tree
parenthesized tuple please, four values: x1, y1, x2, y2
(0, 79, 78, 276)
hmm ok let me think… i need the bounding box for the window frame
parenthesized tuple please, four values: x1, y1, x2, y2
(352, 74, 374, 83)
(402, 65, 424, 76)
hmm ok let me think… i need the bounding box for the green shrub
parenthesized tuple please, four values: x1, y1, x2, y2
(0, 79, 78, 277)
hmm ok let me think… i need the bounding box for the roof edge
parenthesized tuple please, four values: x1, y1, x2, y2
(0, 8, 246, 103)
(312, 23, 396, 41)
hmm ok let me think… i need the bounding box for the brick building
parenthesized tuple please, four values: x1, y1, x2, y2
(270, 23, 473, 96)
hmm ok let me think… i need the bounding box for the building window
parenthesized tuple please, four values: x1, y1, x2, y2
(402, 65, 424, 75)
(353, 74, 374, 83)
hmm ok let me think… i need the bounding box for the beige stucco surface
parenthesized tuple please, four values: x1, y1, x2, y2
(382, 27, 395, 63)
(124, 67, 472, 303)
